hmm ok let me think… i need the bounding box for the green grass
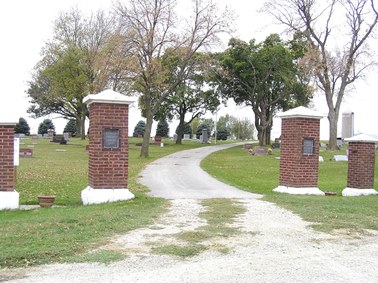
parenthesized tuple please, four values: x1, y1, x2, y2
(201, 144, 378, 233)
(152, 199, 245, 258)
(1, 137, 210, 268)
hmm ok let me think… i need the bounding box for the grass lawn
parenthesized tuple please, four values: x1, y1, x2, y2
(201, 144, 378, 233)
(0, 137, 211, 268)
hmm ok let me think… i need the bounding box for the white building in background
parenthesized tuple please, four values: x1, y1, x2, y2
(341, 112, 354, 139)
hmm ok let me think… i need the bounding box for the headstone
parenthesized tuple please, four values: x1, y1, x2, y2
(199, 135, 203, 143)
(201, 129, 208, 144)
(19, 148, 33, 157)
(319, 156, 324, 162)
(254, 146, 266, 156)
(337, 138, 343, 149)
(333, 155, 348, 162)
(244, 143, 253, 150)
(192, 134, 197, 140)
(47, 129, 54, 138)
(154, 135, 162, 144)
(63, 132, 69, 141)
(183, 134, 190, 140)
(173, 134, 178, 142)
(272, 142, 280, 149)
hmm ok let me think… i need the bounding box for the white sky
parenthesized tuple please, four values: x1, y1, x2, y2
(0, 0, 377, 139)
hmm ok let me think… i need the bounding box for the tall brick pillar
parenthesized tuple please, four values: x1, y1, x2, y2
(273, 106, 325, 195)
(342, 134, 378, 196)
(0, 121, 19, 210)
(81, 90, 135, 205)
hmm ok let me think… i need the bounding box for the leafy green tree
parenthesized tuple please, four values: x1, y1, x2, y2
(175, 123, 192, 138)
(216, 114, 232, 132)
(64, 119, 77, 134)
(38, 119, 55, 135)
(158, 50, 221, 144)
(216, 127, 230, 141)
(156, 119, 170, 137)
(230, 117, 254, 140)
(191, 118, 200, 138)
(133, 120, 146, 137)
(217, 34, 312, 145)
(15, 117, 30, 135)
(27, 8, 116, 140)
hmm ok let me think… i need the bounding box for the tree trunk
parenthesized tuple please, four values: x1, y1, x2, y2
(175, 116, 186, 145)
(76, 118, 81, 138)
(80, 113, 86, 140)
(140, 112, 153, 157)
(265, 127, 271, 145)
(327, 109, 338, 150)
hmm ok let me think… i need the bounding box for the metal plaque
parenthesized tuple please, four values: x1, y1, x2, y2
(303, 138, 314, 155)
(103, 128, 120, 149)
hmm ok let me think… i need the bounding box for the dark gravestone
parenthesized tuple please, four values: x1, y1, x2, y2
(201, 129, 208, 144)
(272, 142, 280, 149)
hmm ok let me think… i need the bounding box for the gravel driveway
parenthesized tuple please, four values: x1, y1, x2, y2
(3, 144, 378, 282)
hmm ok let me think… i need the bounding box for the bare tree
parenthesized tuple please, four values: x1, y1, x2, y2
(264, 0, 378, 150)
(115, 0, 232, 157)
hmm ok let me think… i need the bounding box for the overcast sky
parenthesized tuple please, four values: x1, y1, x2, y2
(0, 0, 377, 139)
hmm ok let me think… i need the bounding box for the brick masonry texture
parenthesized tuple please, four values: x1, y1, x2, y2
(88, 103, 129, 189)
(279, 118, 320, 187)
(0, 125, 15, 191)
(347, 142, 375, 189)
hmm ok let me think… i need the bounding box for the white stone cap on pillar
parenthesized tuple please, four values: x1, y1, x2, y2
(0, 119, 17, 126)
(83, 89, 135, 107)
(344, 134, 378, 143)
(278, 106, 324, 120)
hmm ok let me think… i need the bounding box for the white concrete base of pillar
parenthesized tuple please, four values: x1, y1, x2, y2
(0, 191, 19, 210)
(81, 186, 135, 205)
(273, 186, 325, 196)
(342, 187, 378, 197)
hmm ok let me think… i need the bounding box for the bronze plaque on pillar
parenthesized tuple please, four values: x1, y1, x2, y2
(103, 128, 120, 149)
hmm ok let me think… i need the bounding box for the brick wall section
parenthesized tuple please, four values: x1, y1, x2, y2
(0, 125, 15, 191)
(279, 118, 320, 187)
(88, 103, 129, 189)
(347, 142, 376, 189)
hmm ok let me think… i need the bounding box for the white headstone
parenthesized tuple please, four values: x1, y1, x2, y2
(333, 155, 348, 162)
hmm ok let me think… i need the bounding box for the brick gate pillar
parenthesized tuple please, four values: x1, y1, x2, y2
(81, 90, 135, 205)
(273, 106, 325, 195)
(0, 121, 19, 210)
(342, 134, 378, 196)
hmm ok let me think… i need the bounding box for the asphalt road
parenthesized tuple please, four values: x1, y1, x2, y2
(139, 143, 260, 199)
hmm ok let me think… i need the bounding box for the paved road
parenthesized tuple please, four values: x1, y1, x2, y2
(139, 143, 260, 199)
